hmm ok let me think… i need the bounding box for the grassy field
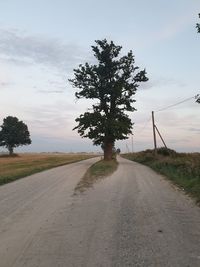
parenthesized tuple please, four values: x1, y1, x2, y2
(0, 153, 96, 185)
(123, 148, 200, 203)
(74, 159, 118, 193)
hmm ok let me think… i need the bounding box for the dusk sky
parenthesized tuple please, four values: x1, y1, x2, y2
(0, 0, 200, 153)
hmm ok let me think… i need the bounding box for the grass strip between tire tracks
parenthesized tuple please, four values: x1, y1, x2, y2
(74, 159, 118, 193)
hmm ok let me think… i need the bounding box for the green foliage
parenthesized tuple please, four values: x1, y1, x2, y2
(157, 147, 177, 156)
(123, 150, 200, 203)
(69, 39, 148, 159)
(0, 116, 31, 154)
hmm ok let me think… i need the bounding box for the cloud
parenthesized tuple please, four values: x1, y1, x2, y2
(157, 14, 192, 41)
(188, 128, 200, 133)
(137, 11, 195, 50)
(21, 100, 86, 137)
(0, 28, 87, 72)
(140, 77, 187, 90)
(0, 81, 10, 88)
(15, 135, 97, 153)
(168, 138, 190, 144)
(37, 89, 64, 94)
(48, 80, 66, 87)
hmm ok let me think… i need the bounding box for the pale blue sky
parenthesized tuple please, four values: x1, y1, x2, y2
(0, 0, 200, 152)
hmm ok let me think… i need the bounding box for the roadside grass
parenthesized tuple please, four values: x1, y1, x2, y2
(0, 153, 96, 185)
(74, 159, 118, 193)
(122, 149, 200, 204)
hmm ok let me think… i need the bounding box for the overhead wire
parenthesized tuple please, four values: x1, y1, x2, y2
(129, 94, 199, 148)
(154, 95, 198, 113)
(132, 116, 152, 136)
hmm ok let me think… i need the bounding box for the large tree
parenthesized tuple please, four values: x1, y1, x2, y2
(0, 116, 31, 155)
(69, 39, 148, 160)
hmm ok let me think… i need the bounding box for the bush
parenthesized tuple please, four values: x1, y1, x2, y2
(157, 147, 177, 156)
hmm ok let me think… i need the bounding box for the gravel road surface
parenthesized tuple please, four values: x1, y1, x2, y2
(0, 156, 200, 267)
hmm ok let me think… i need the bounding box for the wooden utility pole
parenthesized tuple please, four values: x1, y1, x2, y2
(126, 143, 130, 153)
(131, 135, 134, 153)
(152, 111, 157, 155)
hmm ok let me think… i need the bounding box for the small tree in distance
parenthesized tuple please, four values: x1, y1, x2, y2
(69, 39, 148, 160)
(116, 148, 121, 154)
(196, 13, 200, 33)
(0, 116, 31, 155)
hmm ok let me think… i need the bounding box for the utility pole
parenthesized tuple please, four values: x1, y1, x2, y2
(126, 143, 130, 153)
(152, 111, 157, 155)
(131, 135, 134, 153)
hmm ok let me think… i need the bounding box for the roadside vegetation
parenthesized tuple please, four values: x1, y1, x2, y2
(0, 153, 96, 185)
(123, 148, 200, 203)
(74, 159, 118, 193)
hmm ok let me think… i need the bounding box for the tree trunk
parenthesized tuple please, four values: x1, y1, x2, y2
(8, 146, 14, 156)
(104, 141, 113, 161)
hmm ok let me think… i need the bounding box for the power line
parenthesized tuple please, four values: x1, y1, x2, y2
(155, 95, 197, 113)
(137, 116, 151, 133)
(133, 116, 151, 135)
(130, 94, 199, 149)
(134, 94, 198, 135)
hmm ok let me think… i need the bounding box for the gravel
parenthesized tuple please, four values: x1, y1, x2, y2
(0, 156, 200, 267)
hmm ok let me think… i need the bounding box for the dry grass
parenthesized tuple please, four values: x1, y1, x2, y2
(0, 153, 96, 185)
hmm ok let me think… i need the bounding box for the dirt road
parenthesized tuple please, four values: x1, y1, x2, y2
(0, 156, 200, 267)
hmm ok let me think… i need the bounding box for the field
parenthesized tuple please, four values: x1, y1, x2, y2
(0, 153, 97, 185)
(123, 149, 200, 203)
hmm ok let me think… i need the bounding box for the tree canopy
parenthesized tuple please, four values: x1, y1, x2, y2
(69, 39, 148, 160)
(0, 116, 31, 155)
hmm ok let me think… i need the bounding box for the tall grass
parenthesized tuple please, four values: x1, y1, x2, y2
(123, 148, 200, 203)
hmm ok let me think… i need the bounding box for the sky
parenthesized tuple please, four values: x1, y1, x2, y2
(0, 0, 200, 153)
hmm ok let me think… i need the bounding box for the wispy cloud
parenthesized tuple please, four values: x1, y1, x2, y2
(0, 28, 87, 72)
(37, 89, 64, 94)
(188, 128, 200, 133)
(156, 14, 193, 41)
(0, 81, 10, 88)
(137, 11, 195, 50)
(21, 101, 85, 137)
(141, 77, 187, 90)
